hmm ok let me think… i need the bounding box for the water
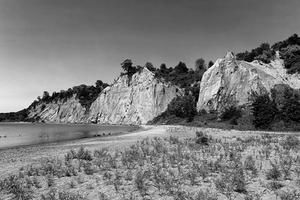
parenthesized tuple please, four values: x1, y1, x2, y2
(0, 122, 136, 149)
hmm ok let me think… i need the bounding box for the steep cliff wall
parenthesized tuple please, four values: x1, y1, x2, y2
(197, 52, 300, 113)
(88, 67, 183, 124)
(27, 95, 87, 123)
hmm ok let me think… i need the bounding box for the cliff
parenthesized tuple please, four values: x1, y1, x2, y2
(27, 95, 87, 123)
(27, 68, 182, 124)
(88, 67, 183, 124)
(197, 52, 300, 114)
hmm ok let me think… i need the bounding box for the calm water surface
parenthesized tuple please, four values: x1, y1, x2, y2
(0, 123, 135, 149)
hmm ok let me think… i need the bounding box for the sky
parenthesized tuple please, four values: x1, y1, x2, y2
(0, 0, 300, 112)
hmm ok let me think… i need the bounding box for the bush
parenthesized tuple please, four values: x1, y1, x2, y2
(166, 95, 197, 122)
(266, 162, 281, 180)
(195, 131, 209, 145)
(281, 92, 300, 123)
(65, 147, 93, 161)
(220, 106, 241, 121)
(1, 175, 35, 200)
(283, 135, 300, 150)
(251, 93, 278, 129)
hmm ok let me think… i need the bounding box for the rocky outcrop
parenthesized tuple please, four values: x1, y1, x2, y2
(88, 67, 183, 124)
(197, 52, 300, 113)
(27, 95, 87, 123)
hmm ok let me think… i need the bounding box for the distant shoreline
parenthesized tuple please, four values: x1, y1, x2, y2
(0, 123, 141, 150)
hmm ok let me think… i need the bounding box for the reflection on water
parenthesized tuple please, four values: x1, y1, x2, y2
(0, 123, 134, 149)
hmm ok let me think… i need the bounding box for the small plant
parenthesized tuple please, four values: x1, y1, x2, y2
(134, 170, 148, 197)
(283, 135, 300, 150)
(195, 131, 209, 145)
(266, 162, 281, 180)
(83, 162, 96, 175)
(65, 147, 93, 161)
(69, 179, 77, 188)
(279, 190, 300, 200)
(232, 167, 247, 194)
(267, 181, 283, 191)
(279, 155, 293, 180)
(244, 155, 258, 176)
(1, 175, 35, 200)
(46, 174, 55, 187)
(194, 190, 218, 200)
(58, 191, 85, 200)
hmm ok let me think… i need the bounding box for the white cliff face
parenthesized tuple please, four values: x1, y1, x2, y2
(197, 52, 300, 113)
(28, 95, 87, 123)
(88, 68, 183, 124)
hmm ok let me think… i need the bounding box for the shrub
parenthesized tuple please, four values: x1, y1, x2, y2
(283, 135, 300, 150)
(195, 131, 209, 145)
(194, 190, 218, 200)
(244, 155, 258, 176)
(266, 162, 281, 180)
(220, 106, 242, 121)
(281, 93, 300, 123)
(232, 167, 247, 193)
(1, 175, 35, 200)
(65, 147, 93, 161)
(166, 95, 197, 122)
(251, 93, 278, 129)
(58, 191, 84, 200)
(134, 170, 148, 196)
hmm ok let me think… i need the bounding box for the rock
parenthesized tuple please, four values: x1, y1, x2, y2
(27, 95, 87, 123)
(197, 52, 300, 114)
(88, 67, 183, 124)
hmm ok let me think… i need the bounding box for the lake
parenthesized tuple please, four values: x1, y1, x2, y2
(0, 122, 137, 149)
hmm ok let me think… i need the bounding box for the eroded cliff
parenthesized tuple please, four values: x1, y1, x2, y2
(88, 67, 183, 124)
(197, 52, 300, 113)
(27, 95, 87, 123)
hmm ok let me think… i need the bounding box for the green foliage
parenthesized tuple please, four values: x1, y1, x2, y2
(195, 58, 206, 71)
(0, 109, 29, 122)
(121, 59, 139, 77)
(237, 34, 300, 74)
(165, 95, 197, 122)
(65, 147, 93, 161)
(236, 43, 274, 63)
(283, 135, 300, 150)
(266, 162, 281, 180)
(27, 79, 108, 113)
(208, 60, 214, 68)
(281, 89, 300, 123)
(1, 174, 35, 200)
(195, 131, 209, 145)
(251, 92, 278, 129)
(220, 106, 242, 122)
(155, 61, 205, 100)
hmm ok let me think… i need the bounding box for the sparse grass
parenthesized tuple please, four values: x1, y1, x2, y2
(0, 129, 299, 199)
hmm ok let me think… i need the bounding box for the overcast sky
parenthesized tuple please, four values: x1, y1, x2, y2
(0, 0, 299, 112)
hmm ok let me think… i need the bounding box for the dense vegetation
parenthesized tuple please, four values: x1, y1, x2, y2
(29, 80, 109, 111)
(150, 95, 197, 124)
(120, 58, 212, 101)
(236, 34, 300, 74)
(0, 80, 108, 122)
(251, 85, 300, 129)
(154, 62, 205, 101)
(0, 109, 30, 122)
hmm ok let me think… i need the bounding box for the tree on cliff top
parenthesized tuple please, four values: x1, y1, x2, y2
(195, 58, 206, 71)
(121, 59, 138, 77)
